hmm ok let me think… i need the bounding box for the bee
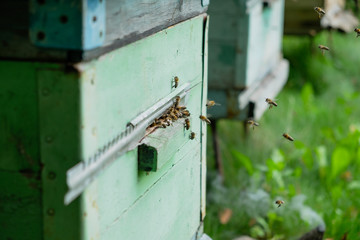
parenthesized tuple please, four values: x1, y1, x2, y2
(265, 98, 278, 109)
(354, 28, 360, 37)
(174, 96, 181, 107)
(181, 110, 190, 117)
(174, 76, 179, 88)
(169, 112, 178, 121)
(318, 45, 330, 55)
(176, 106, 187, 111)
(206, 100, 220, 108)
(247, 119, 259, 130)
(174, 108, 182, 117)
(149, 121, 156, 127)
(282, 133, 294, 141)
(185, 118, 190, 130)
(189, 132, 196, 140)
(314, 7, 325, 18)
(200, 115, 211, 124)
(275, 200, 285, 208)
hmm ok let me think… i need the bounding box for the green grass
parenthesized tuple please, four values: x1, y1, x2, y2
(204, 31, 360, 240)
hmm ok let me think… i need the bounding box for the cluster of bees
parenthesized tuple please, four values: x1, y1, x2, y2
(146, 94, 195, 140)
(145, 76, 216, 141)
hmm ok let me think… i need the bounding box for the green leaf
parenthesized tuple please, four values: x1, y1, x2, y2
(316, 145, 327, 178)
(301, 83, 315, 109)
(348, 181, 360, 190)
(331, 147, 352, 179)
(231, 149, 254, 175)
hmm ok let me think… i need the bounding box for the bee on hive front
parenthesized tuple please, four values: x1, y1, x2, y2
(181, 110, 190, 117)
(265, 98, 278, 109)
(174, 76, 179, 88)
(282, 133, 294, 141)
(200, 115, 211, 124)
(185, 118, 190, 130)
(354, 28, 360, 37)
(174, 96, 181, 107)
(247, 119, 259, 130)
(190, 132, 196, 140)
(275, 200, 285, 208)
(314, 7, 325, 18)
(318, 45, 330, 55)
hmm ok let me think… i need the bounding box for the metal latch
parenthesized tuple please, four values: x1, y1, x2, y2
(65, 83, 191, 205)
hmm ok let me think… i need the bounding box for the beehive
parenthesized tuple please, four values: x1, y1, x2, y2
(0, 1, 210, 239)
(207, 0, 289, 120)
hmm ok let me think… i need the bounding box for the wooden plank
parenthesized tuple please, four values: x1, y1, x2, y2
(77, 16, 205, 239)
(200, 15, 209, 220)
(0, 0, 207, 62)
(76, 15, 204, 161)
(101, 148, 201, 240)
(37, 68, 82, 240)
(139, 119, 192, 172)
(0, 171, 42, 240)
(0, 62, 42, 171)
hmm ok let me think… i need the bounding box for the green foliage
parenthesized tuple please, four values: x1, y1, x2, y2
(205, 31, 360, 240)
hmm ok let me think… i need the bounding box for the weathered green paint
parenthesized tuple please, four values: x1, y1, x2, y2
(138, 119, 192, 172)
(200, 15, 209, 220)
(0, 171, 42, 240)
(0, 14, 207, 240)
(37, 68, 82, 240)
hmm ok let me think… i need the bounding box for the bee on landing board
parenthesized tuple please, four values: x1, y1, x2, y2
(275, 200, 285, 208)
(189, 132, 196, 140)
(354, 28, 360, 37)
(200, 115, 211, 124)
(318, 45, 330, 55)
(314, 7, 325, 18)
(283, 133, 294, 141)
(174, 96, 181, 107)
(265, 98, 278, 109)
(247, 119, 259, 130)
(174, 76, 179, 88)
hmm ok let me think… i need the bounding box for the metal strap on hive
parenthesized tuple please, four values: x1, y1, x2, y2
(65, 82, 191, 205)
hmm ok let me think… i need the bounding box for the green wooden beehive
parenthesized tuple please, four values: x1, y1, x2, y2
(0, 1, 210, 239)
(207, 0, 289, 120)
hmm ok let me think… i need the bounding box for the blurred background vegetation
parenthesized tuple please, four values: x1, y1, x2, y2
(204, 27, 360, 239)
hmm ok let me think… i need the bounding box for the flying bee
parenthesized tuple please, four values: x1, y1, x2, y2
(189, 132, 196, 140)
(247, 119, 260, 130)
(206, 100, 220, 108)
(174, 96, 181, 107)
(354, 28, 360, 37)
(314, 7, 325, 18)
(181, 110, 190, 117)
(185, 118, 190, 130)
(282, 133, 294, 141)
(318, 45, 330, 55)
(275, 200, 285, 208)
(200, 115, 211, 124)
(174, 76, 179, 88)
(265, 98, 278, 109)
